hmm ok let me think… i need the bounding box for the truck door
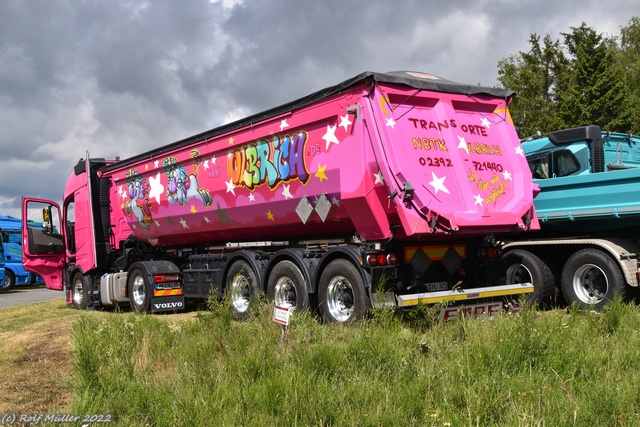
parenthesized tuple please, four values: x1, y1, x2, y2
(22, 198, 65, 290)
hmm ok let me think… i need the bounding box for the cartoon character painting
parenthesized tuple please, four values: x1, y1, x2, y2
(163, 149, 213, 207)
(125, 169, 154, 230)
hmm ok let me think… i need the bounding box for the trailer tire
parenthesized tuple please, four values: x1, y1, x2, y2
(71, 271, 88, 310)
(128, 268, 151, 313)
(318, 259, 368, 323)
(0, 270, 15, 291)
(561, 248, 625, 311)
(226, 260, 258, 320)
(267, 260, 309, 312)
(504, 249, 556, 308)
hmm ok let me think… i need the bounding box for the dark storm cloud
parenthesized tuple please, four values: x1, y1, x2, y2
(0, 0, 635, 216)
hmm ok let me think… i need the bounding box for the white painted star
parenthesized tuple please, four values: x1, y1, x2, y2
(280, 119, 290, 132)
(282, 184, 293, 199)
(148, 172, 164, 204)
(339, 114, 352, 132)
(204, 160, 209, 170)
(474, 194, 485, 206)
(331, 196, 340, 206)
(481, 117, 491, 129)
(248, 193, 255, 202)
(515, 146, 524, 157)
(211, 155, 217, 164)
(457, 136, 469, 154)
(204, 216, 211, 223)
(386, 117, 396, 128)
(131, 223, 137, 230)
(154, 160, 159, 168)
(322, 124, 339, 150)
(374, 170, 384, 185)
(503, 170, 512, 180)
(429, 172, 450, 194)
(225, 179, 236, 196)
(154, 220, 160, 227)
(180, 218, 188, 229)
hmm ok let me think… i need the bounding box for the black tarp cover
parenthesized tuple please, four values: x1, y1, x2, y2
(102, 71, 514, 172)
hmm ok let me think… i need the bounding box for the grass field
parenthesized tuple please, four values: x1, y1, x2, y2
(2, 297, 640, 426)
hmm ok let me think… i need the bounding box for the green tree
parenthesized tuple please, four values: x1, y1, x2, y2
(497, 34, 565, 136)
(618, 17, 640, 133)
(498, 20, 638, 136)
(555, 23, 629, 132)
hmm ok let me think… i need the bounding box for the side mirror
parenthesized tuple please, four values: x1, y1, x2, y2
(42, 206, 53, 233)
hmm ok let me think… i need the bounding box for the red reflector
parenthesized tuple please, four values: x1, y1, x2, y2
(366, 255, 378, 266)
(487, 247, 496, 258)
(154, 274, 180, 283)
(387, 253, 397, 265)
(377, 254, 387, 266)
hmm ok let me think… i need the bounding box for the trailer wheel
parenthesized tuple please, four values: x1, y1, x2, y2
(267, 260, 309, 312)
(561, 248, 625, 310)
(71, 271, 87, 310)
(0, 270, 15, 291)
(226, 260, 258, 319)
(128, 268, 151, 313)
(504, 249, 556, 307)
(318, 259, 368, 323)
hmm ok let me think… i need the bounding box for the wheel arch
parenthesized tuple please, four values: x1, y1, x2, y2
(314, 246, 370, 295)
(221, 251, 268, 293)
(265, 248, 320, 294)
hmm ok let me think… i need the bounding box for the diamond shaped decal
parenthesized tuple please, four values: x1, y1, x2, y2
(410, 247, 431, 277)
(296, 196, 313, 224)
(314, 193, 331, 223)
(441, 245, 463, 276)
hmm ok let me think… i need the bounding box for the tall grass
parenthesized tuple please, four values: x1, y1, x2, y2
(70, 298, 640, 426)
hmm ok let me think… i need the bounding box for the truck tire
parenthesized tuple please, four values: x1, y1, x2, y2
(504, 249, 556, 307)
(226, 260, 258, 319)
(128, 268, 151, 313)
(71, 271, 88, 310)
(318, 259, 368, 323)
(0, 270, 15, 291)
(267, 260, 309, 312)
(561, 248, 625, 310)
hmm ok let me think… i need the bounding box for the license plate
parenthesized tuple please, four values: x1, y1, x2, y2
(439, 301, 521, 321)
(426, 281, 448, 291)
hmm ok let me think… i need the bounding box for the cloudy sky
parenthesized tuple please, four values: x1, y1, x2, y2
(0, 0, 636, 218)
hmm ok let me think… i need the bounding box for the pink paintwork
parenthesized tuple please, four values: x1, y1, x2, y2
(24, 71, 540, 296)
(98, 73, 539, 249)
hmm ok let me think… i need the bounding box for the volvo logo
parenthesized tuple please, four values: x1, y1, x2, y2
(154, 302, 184, 309)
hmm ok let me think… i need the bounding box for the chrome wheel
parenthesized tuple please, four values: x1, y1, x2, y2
(274, 276, 297, 309)
(230, 274, 251, 313)
(73, 276, 84, 306)
(326, 275, 354, 322)
(131, 274, 147, 307)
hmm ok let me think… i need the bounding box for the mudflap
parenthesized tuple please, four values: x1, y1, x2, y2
(150, 295, 185, 313)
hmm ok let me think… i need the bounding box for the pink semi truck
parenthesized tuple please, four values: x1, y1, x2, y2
(22, 71, 537, 322)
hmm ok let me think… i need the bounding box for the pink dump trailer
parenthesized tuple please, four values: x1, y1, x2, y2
(23, 71, 537, 322)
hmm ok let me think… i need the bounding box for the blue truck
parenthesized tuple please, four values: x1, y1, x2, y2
(504, 125, 640, 310)
(0, 215, 41, 291)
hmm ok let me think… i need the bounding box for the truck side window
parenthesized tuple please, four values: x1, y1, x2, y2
(528, 153, 550, 179)
(554, 149, 580, 177)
